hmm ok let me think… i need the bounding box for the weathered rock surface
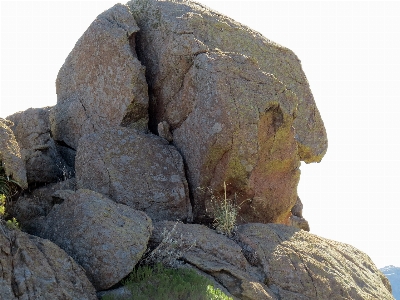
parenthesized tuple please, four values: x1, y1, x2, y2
(7, 107, 73, 184)
(0, 118, 27, 189)
(0, 224, 96, 300)
(76, 127, 192, 222)
(51, 3, 149, 150)
(34, 189, 153, 290)
(150, 222, 394, 300)
(235, 223, 394, 300)
(127, 0, 327, 224)
(8, 178, 76, 233)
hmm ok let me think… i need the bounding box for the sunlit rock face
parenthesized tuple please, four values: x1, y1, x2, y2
(127, 0, 327, 224)
(51, 4, 149, 150)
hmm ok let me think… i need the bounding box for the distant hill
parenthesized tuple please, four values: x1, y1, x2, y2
(381, 266, 400, 299)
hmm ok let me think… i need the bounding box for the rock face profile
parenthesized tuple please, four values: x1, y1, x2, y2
(127, 0, 327, 224)
(51, 4, 149, 150)
(0, 224, 96, 300)
(1, 1, 393, 299)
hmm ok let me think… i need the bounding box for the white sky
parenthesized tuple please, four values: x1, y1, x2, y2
(1, 1, 399, 268)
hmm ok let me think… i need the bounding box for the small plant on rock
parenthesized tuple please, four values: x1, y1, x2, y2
(141, 222, 195, 268)
(211, 182, 238, 237)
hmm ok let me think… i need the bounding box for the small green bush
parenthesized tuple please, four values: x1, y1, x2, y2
(120, 263, 232, 300)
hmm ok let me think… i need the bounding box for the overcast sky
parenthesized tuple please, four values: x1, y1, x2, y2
(1, 1, 399, 268)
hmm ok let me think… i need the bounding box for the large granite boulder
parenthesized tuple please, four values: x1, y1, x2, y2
(51, 4, 149, 150)
(150, 222, 393, 300)
(0, 224, 96, 300)
(34, 189, 153, 290)
(127, 0, 327, 224)
(0, 118, 27, 189)
(7, 107, 73, 184)
(76, 127, 192, 222)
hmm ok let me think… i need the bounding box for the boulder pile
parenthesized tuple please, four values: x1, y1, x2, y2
(0, 1, 393, 299)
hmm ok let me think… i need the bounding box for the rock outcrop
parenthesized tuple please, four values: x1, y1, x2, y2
(51, 4, 149, 150)
(0, 224, 96, 300)
(150, 222, 394, 300)
(127, 0, 327, 224)
(34, 189, 153, 290)
(7, 108, 73, 184)
(76, 127, 192, 222)
(2, 2, 390, 299)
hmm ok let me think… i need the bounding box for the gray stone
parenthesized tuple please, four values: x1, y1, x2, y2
(35, 189, 153, 290)
(7, 107, 73, 184)
(0, 224, 96, 300)
(7, 178, 76, 233)
(76, 127, 192, 222)
(51, 4, 149, 149)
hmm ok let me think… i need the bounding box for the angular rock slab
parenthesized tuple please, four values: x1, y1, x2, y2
(0, 224, 96, 300)
(35, 189, 153, 290)
(127, 0, 327, 163)
(151, 221, 276, 300)
(76, 128, 192, 222)
(7, 107, 73, 184)
(51, 4, 149, 149)
(0, 118, 27, 189)
(235, 223, 394, 300)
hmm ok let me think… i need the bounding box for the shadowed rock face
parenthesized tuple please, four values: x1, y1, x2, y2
(0, 118, 28, 189)
(127, 0, 327, 224)
(75, 127, 192, 222)
(0, 224, 97, 300)
(7, 108, 73, 184)
(51, 4, 149, 150)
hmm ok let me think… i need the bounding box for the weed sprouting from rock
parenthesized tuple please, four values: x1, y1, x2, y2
(140, 222, 195, 269)
(212, 182, 238, 237)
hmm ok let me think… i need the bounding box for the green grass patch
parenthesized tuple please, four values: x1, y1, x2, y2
(103, 263, 232, 300)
